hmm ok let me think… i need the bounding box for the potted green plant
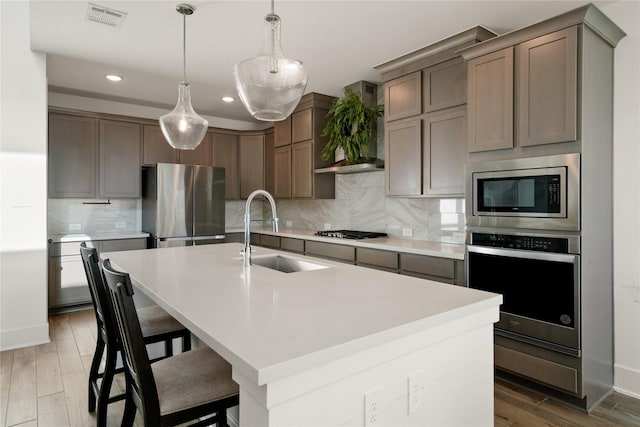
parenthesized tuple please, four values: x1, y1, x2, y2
(321, 88, 384, 164)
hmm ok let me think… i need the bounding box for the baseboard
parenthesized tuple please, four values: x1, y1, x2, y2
(614, 363, 640, 399)
(0, 322, 49, 351)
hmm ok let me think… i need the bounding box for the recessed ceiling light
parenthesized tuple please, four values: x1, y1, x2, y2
(222, 96, 235, 103)
(105, 74, 123, 82)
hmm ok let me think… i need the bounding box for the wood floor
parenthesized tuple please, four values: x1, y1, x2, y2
(1, 310, 639, 427)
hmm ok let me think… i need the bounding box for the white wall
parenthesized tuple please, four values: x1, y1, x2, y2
(0, 1, 50, 349)
(601, 1, 640, 399)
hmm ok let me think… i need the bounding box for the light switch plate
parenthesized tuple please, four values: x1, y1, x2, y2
(69, 223, 81, 231)
(402, 228, 413, 238)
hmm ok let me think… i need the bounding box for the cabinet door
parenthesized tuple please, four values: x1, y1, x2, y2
(385, 118, 422, 196)
(264, 131, 275, 195)
(211, 132, 239, 200)
(467, 47, 514, 152)
(274, 146, 292, 198)
(292, 141, 313, 198)
(239, 134, 265, 198)
(518, 27, 577, 146)
(99, 120, 141, 198)
(385, 71, 421, 121)
(178, 135, 211, 165)
(48, 113, 97, 198)
(423, 107, 466, 196)
(274, 116, 292, 147)
(142, 124, 177, 165)
(292, 108, 313, 143)
(423, 58, 466, 112)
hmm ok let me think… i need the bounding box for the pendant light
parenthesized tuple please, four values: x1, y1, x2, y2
(233, 0, 308, 122)
(160, 4, 208, 150)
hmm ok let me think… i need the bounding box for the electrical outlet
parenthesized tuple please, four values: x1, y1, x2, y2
(115, 221, 126, 229)
(408, 371, 424, 414)
(285, 220, 293, 227)
(402, 228, 413, 238)
(68, 223, 81, 231)
(323, 223, 332, 230)
(364, 388, 381, 426)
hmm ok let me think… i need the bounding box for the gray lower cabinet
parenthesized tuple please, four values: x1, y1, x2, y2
(281, 237, 304, 254)
(304, 241, 355, 263)
(356, 248, 398, 273)
(399, 252, 465, 286)
(259, 234, 280, 249)
(48, 238, 147, 309)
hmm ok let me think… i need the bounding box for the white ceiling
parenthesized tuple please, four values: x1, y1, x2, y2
(30, 0, 606, 125)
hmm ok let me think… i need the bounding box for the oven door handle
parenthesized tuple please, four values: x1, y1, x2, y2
(467, 245, 578, 263)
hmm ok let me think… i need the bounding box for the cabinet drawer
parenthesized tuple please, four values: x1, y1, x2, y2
(50, 241, 96, 257)
(100, 238, 147, 253)
(259, 234, 281, 249)
(400, 253, 455, 279)
(357, 248, 398, 270)
(305, 241, 355, 263)
(281, 237, 304, 253)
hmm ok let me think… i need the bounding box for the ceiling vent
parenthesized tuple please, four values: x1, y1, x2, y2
(85, 3, 127, 28)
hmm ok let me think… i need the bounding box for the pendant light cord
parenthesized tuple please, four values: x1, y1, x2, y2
(182, 12, 187, 83)
(270, 0, 274, 14)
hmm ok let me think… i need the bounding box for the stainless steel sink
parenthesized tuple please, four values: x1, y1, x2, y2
(251, 254, 329, 273)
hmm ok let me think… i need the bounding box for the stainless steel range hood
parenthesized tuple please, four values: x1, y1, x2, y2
(315, 81, 384, 175)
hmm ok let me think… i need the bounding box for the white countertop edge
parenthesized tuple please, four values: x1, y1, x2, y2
(226, 227, 465, 260)
(49, 232, 150, 243)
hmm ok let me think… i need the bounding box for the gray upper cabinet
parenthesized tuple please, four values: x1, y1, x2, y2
(423, 106, 466, 196)
(211, 132, 239, 200)
(466, 47, 514, 152)
(292, 108, 313, 143)
(48, 113, 98, 198)
(99, 120, 141, 198)
(274, 116, 292, 147)
(142, 124, 177, 165)
(385, 118, 422, 196)
(178, 135, 211, 166)
(264, 130, 275, 195)
(273, 145, 292, 198)
(291, 141, 313, 198)
(423, 58, 466, 112)
(239, 134, 265, 198)
(48, 112, 141, 199)
(518, 27, 577, 146)
(384, 71, 422, 122)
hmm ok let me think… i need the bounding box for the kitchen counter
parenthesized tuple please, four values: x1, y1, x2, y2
(103, 243, 500, 426)
(49, 232, 150, 243)
(227, 227, 466, 260)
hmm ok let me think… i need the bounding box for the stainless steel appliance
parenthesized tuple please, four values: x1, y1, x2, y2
(142, 163, 225, 248)
(467, 231, 580, 354)
(467, 153, 580, 231)
(315, 230, 388, 239)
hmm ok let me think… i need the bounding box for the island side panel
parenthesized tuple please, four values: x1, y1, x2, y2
(234, 308, 497, 426)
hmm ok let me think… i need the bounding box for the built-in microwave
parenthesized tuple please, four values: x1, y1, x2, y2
(467, 154, 580, 231)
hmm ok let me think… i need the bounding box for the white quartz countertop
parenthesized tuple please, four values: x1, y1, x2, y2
(103, 243, 500, 385)
(227, 227, 466, 260)
(49, 232, 149, 243)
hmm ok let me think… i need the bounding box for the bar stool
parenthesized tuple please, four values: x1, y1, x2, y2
(102, 258, 239, 427)
(80, 243, 191, 426)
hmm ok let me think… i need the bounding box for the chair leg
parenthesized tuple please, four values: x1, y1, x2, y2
(121, 382, 136, 427)
(219, 408, 228, 427)
(96, 343, 117, 427)
(88, 337, 105, 412)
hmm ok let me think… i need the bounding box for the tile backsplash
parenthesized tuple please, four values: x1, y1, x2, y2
(253, 171, 465, 244)
(48, 199, 140, 235)
(50, 172, 465, 244)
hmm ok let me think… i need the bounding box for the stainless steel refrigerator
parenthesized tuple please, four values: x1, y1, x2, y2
(142, 163, 225, 248)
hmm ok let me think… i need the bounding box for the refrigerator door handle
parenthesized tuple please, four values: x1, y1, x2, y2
(191, 235, 225, 241)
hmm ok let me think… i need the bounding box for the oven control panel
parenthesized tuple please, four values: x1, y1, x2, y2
(471, 233, 569, 253)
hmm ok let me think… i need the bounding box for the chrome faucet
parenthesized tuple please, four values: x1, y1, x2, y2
(243, 189, 278, 267)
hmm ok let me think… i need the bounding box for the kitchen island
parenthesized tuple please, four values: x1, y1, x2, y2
(103, 243, 501, 426)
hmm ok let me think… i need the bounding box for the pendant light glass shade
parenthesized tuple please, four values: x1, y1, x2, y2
(234, 8, 308, 122)
(160, 4, 208, 150)
(160, 82, 208, 150)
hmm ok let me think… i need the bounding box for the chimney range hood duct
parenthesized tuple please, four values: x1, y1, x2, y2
(315, 81, 384, 175)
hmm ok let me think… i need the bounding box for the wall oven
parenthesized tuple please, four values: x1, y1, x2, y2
(467, 153, 580, 231)
(467, 231, 580, 355)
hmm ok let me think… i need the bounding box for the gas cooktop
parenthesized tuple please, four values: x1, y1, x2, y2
(315, 230, 388, 240)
